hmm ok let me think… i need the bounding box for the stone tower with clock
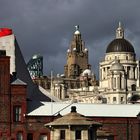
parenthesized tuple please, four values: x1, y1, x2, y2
(64, 26, 91, 78)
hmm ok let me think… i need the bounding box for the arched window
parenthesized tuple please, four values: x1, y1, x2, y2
(40, 134, 48, 140)
(17, 132, 23, 140)
(131, 84, 136, 91)
(113, 97, 117, 103)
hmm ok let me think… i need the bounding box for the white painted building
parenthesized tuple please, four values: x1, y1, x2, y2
(99, 22, 140, 104)
(0, 31, 16, 73)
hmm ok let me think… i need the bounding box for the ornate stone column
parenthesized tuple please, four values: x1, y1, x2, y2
(117, 75, 120, 90)
(54, 129, 60, 140)
(135, 67, 137, 79)
(82, 130, 88, 140)
(121, 74, 125, 89)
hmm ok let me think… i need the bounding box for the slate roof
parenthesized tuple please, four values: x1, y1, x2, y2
(11, 78, 27, 85)
(15, 40, 51, 101)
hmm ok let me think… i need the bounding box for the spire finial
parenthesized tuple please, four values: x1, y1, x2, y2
(75, 25, 79, 31)
(116, 22, 124, 39)
(119, 21, 121, 28)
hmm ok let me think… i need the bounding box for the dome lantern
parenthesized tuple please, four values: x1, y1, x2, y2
(110, 60, 124, 71)
(116, 22, 124, 39)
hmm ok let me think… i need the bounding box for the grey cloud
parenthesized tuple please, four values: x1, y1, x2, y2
(0, 0, 140, 78)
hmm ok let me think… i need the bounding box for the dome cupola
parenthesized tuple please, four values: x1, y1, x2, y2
(110, 60, 124, 71)
(82, 69, 93, 76)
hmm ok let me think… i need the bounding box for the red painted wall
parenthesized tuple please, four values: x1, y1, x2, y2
(0, 28, 12, 37)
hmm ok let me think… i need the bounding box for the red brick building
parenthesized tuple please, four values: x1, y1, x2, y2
(0, 52, 53, 139)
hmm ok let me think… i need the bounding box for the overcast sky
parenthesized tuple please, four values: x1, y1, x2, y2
(0, 0, 140, 78)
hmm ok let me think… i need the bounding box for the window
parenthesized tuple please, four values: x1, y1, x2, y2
(40, 134, 47, 140)
(60, 130, 65, 140)
(121, 97, 124, 103)
(131, 84, 136, 91)
(17, 132, 23, 140)
(113, 97, 116, 102)
(13, 106, 21, 122)
(107, 67, 110, 72)
(75, 130, 81, 140)
(127, 66, 130, 78)
(27, 133, 33, 140)
(113, 77, 116, 88)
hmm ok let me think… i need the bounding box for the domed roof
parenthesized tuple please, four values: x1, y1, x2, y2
(110, 60, 124, 71)
(106, 38, 135, 53)
(74, 30, 80, 35)
(82, 69, 93, 76)
(32, 54, 42, 59)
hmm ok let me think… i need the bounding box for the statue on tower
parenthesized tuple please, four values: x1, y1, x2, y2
(74, 25, 80, 35)
(75, 25, 79, 31)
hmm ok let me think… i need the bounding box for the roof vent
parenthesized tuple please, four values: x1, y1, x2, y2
(71, 106, 77, 113)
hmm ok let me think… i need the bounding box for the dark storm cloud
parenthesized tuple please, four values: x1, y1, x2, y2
(0, 0, 140, 78)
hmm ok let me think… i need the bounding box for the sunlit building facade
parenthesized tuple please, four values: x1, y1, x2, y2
(99, 22, 140, 104)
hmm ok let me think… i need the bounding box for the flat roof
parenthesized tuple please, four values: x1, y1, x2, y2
(27, 102, 140, 117)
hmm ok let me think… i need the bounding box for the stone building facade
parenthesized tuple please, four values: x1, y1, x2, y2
(31, 23, 140, 104)
(32, 26, 97, 101)
(99, 22, 140, 104)
(64, 25, 91, 79)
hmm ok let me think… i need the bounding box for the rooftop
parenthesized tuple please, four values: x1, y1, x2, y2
(45, 106, 101, 126)
(27, 102, 140, 117)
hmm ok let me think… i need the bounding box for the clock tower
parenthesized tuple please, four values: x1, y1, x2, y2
(64, 26, 91, 78)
